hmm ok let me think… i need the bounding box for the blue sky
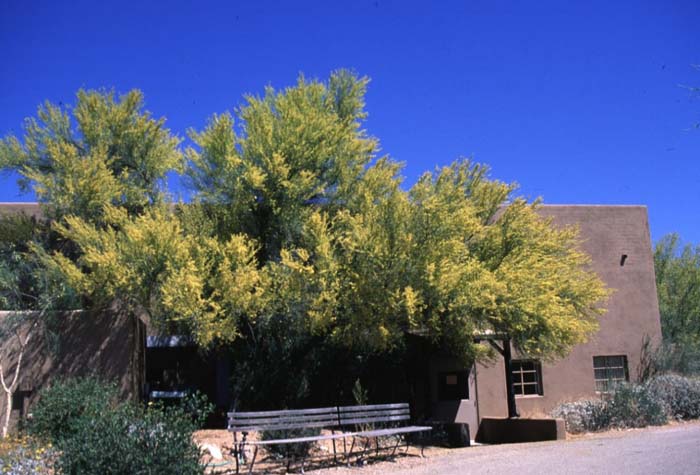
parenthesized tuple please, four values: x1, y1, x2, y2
(1, 0, 698, 243)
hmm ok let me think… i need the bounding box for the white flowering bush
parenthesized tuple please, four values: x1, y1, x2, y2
(552, 374, 700, 433)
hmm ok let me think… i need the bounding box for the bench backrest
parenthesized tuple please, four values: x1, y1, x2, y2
(337, 402, 411, 426)
(228, 406, 340, 432)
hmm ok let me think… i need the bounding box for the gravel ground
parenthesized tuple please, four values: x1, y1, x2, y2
(196, 420, 700, 475)
(314, 420, 700, 475)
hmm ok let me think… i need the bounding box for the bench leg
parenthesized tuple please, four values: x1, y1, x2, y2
(346, 437, 356, 466)
(391, 436, 402, 457)
(247, 446, 258, 475)
(332, 437, 338, 464)
(232, 433, 240, 475)
(235, 446, 240, 475)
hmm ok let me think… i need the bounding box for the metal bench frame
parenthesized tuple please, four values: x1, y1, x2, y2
(338, 403, 432, 462)
(228, 406, 348, 474)
(228, 403, 432, 474)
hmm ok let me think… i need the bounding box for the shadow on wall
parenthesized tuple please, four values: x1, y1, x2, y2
(1, 307, 144, 420)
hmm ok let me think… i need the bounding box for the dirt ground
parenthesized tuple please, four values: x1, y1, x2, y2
(194, 429, 453, 474)
(194, 420, 700, 475)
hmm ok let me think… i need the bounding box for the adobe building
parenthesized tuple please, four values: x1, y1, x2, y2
(0, 203, 663, 434)
(428, 205, 663, 433)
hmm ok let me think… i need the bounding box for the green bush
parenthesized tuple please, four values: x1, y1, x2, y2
(550, 385, 666, 433)
(550, 399, 609, 433)
(57, 402, 204, 475)
(29, 377, 211, 475)
(606, 383, 667, 428)
(551, 375, 700, 433)
(180, 390, 215, 428)
(28, 377, 119, 443)
(645, 374, 700, 420)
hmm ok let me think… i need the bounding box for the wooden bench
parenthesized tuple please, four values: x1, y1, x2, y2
(228, 406, 350, 474)
(338, 403, 432, 460)
(228, 403, 432, 473)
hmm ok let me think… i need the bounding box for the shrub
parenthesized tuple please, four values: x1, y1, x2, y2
(638, 339, 700, 380)
(56, 402, 205, 475)
(550, 399, 609, 433)
(29, 378, 211, 475)
(28, 376, 119, 443)
(606, 383, 667, 428)
(180, 390, 215, 428)
(550, 376, 700, 433)
(645, 374, 700, 420)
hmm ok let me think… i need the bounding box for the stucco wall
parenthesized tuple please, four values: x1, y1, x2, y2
(476, 205, 663, 418)
(0, 308, 144, 431)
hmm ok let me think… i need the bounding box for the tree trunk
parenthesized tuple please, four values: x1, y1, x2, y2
(1, 390, 11, 439)
(1, 324, 34, 438)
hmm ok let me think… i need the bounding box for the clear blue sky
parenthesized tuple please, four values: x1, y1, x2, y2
(1, 0, 698, 243)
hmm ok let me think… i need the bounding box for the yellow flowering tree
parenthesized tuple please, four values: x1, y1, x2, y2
(1, 74, 609, 408)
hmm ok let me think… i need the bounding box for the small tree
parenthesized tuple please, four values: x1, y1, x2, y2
(0, 312, 38, 438)
(0, 213, 79, 437)
(653, 233, 700, 374)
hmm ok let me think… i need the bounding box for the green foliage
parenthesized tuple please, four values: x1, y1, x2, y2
(552, 375, 700, 433)
(551, 399, 609, 434)
(645, 374, 700, 420)
(638, 337, 700, 380)
(186, 70, 376, 261)
(605, 383, 667, 428)
(180, 390, 216, 428)
(653, 234, 700, 375)
(29, 378, 206, 475)
(0, 213, 79, 312)
(56, 402, 203, 475)
(0, 89, 182, 223)
(27, 377, 119, 444)
(352, 379, 368, 406)
(1, 74, 610, 409)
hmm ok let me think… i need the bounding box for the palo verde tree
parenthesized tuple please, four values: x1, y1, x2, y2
(0, 90, 187, 432)
(0, 89, 187, 323)
(181, 71, 610, 404)
(1, 72, 610, 408)
(0, 89, 182, 223)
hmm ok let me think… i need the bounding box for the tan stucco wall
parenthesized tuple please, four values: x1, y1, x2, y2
(0, 309, 144, 431)
(476, 205, 663, 418)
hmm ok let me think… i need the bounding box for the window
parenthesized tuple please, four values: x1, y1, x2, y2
(511, 360, 543, 396)
(437, 371, 469, 401)
(593, 355, 629, 392)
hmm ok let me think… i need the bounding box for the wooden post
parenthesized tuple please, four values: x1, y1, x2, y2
(502, 338, 519, 419)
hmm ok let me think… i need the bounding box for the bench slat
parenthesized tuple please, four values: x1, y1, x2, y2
(353, 425, 432, 438)
(244, 432, 355, 446)
(337, 408, 410, 418)
(338, 414, 411, 425)
(338, 403, 409, 412)
(230, 414, 339, 425)
(227, 406, 337, 418)
(231, 419, 342, 432)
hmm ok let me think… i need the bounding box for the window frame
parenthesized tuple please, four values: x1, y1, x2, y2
(511, 359, 544, 397)
(593, 355, 629, 393)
